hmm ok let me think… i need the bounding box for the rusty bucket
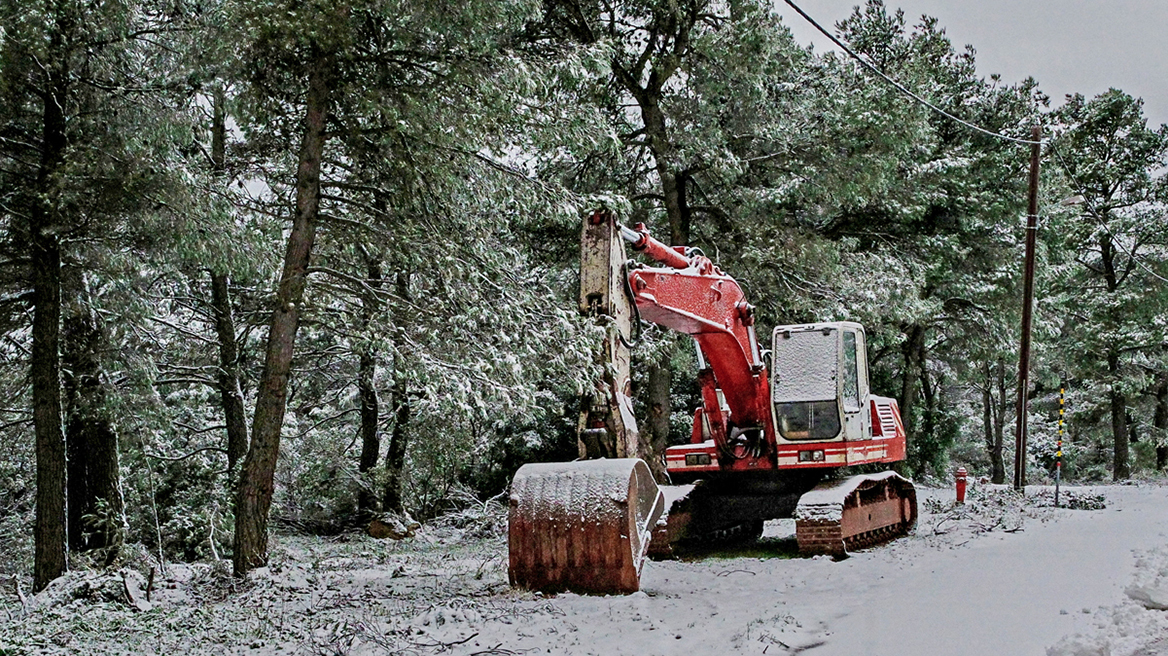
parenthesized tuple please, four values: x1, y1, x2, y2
(508, 458, 664, 594)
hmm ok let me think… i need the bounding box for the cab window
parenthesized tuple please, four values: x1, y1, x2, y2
(776, 401, 841, 440)
(842, 331, 860, 411)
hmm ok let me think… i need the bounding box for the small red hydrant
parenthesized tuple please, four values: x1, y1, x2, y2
(955, 467, 967, 504)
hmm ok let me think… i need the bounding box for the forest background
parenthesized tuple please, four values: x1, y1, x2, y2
(2, 0, 1166, 591)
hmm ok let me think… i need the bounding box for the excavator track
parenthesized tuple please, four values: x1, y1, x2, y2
(648, 471, 822, 559)
(795, 471, 917, 557)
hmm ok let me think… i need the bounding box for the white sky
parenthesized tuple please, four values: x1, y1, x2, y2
(779, 0, 1168, 129)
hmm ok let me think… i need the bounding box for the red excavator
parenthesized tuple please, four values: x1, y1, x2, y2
(509, 210, 917, 593)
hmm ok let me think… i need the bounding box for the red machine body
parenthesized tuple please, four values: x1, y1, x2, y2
(621, 221, 907, 482)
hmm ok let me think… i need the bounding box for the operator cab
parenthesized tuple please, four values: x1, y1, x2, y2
(770, 322, 870, 443)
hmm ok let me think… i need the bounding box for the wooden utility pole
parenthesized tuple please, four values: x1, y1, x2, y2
(1013, 125, 1042, 490)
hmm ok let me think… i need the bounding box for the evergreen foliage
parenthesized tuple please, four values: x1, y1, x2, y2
(0, 0, 1165, 586)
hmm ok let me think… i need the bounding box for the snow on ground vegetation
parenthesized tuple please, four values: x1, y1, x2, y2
(1, 482, 1165, 655)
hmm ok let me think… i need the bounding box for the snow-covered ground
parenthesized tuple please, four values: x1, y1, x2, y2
(4, 482, 1167, 655)
(461, 484, 1168, 656)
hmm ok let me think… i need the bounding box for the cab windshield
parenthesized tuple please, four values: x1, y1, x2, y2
(775, 401, 841, 440)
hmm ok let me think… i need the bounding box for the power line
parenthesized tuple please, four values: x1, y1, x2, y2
(1049, 144, 1168, 284)
(781, 0, 1046, 146)
(784, 0, 1166, 281)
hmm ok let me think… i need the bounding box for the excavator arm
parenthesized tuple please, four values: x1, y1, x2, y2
(577, 211, 773, 465)
(618, 219, 774, 463)
(577, 210, 640, 462)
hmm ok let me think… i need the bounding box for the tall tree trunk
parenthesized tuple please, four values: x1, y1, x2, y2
(31, 30, 70, 592)
(989, 360, 1007, 484)
(32, 231, 65, 592)
(234, 56, 331, 576)
(382, 270, 410, 514)
(643, 356, 672, 482)
(357, 349, 380, 512)
(356, 253, 383, 514)
(1108, 352, 1130, 480)
(382, 375, 410, 514)
(211, 85, 227, 171)
(982, 365, 993, 468)
(208, 87, 250, 472)
(1153, 372, 1168, 470)
(61, 268, 125, 565)
(639, 98, 688, 247)
(898, 323, 926, 452)
(916, 366, 938, 477)
(211, 273, 249, 471)
(981, 366, 1008, 483)
(604, 17, 698, 476)
(1097, 233, 1129, 480)
(635, 88, 691, 478)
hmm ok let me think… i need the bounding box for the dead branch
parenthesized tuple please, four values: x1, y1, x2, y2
(411, 632, 480, 651)
(144, 446, 228, 462)
(716, 569, 757, 577)
(121, 571, 136, 607)
(14, 576, 27, 615)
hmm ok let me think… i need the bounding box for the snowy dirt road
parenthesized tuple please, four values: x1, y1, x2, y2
(7, 483, 1168, 656)
(795, 485, 1167, 656)
(460, 483, 1168, 656)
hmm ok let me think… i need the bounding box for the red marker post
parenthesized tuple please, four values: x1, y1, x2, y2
(956, 467, 967, 505)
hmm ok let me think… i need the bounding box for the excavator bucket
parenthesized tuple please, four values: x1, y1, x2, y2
(508, 458, 664, 594)
(795, 472, 917, 557)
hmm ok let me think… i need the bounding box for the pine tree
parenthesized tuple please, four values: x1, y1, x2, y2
(1050, 90, 1168, 480)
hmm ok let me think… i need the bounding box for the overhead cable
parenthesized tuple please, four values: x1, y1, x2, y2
(1048, 145, 1168, 284)
(781, 0, 1046, 146)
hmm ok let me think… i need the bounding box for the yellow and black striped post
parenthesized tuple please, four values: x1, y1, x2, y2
(1055, 386, 1064, 507)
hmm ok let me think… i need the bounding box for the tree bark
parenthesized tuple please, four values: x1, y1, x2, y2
(989, 360, 1007, 484)
(382, 374, 410, 514)
(382, 270, 410, 514)
(62, 268, 125, 565)
(1108, 352, 1130, 480)
(644, 355, 672, 482)
(207, 87, 249, 472)
(622, 35, 697, 474)
(631, 96, 683, 477)
(898, 323, 927, 448)
(982, 365, 993, 470)
(356, 254, 383, 514)
(1153, 373, 1168, 470)
(913, 363, 942, 477)
(31, 23, 70, 592)
(357, 349, 380, 512)
(637, 93, 690, 249)
(1096, 232, 1130, 480)
(32, 230, 65, 592)
(234, 56, 332, 576)
(211, 273, 249, 471)
(211, 85, 227, 171)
